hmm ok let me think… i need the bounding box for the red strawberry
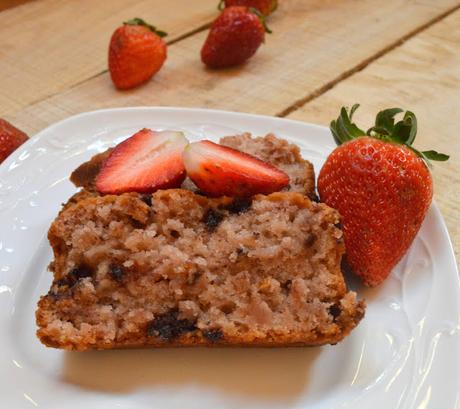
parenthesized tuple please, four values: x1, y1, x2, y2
(218, 0, 278, 16)
(318, 105, 449, 286)
(201, 7, 270, 69)
(0, 119, 28, 164)
(108, 18, 167, 90)
(96, 129, 188, 194)
(183, 140, 289, 197)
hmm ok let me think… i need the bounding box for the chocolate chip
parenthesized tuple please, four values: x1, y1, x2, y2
(48, 278, 70, 298)
(237, 247, 249, 256)
(225, 198, 252, 214)
(110, 264, 125, 282)
(69, 265, 93, 281)
(140, 194, 152, 206)
(334, 221, 343, 230)
(129, 217, 145, 229)
(55, 278, 71, 288)
(147, 310, 196, 341)
(281, 279, 292, 293)
(170, 230, 180, 238)
(203, 329, 223, 343)
(51, 265, 93, 291)
(305, 233, 317, 247)
(329, 303, 342, 322)
(220, 301, 236, 314)
(203, 209, 224, 231)
(308, 192, 320, 203)
(188, 271, 202, 285)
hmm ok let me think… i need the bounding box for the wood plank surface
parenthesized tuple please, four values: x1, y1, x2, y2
(288, 10, 460, 260)
(5, 0, 459, 134)
(0, 0, 217, 116)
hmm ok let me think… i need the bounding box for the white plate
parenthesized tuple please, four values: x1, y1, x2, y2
(0, 107, 459, 409)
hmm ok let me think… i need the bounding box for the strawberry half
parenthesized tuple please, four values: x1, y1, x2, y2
(96, 129, 188, 195)
(183, 140, 289, 197)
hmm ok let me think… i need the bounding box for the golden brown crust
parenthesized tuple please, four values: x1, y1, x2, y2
(37, 292, 365, 351)
(37, 302, 365, 351)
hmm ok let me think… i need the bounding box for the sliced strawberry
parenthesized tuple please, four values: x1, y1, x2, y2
(96, 129, 188, 194)
(183, 140, 289, 197)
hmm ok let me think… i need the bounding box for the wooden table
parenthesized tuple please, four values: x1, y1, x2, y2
(1, 0, 459, 264)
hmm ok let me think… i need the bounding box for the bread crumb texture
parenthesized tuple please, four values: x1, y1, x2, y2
(37, 189, 364, 350)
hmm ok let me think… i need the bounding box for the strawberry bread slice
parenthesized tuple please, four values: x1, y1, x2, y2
(37, 189, 364, 350)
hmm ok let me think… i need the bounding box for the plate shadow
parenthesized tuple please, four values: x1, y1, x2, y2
(63, 346, 321, 401)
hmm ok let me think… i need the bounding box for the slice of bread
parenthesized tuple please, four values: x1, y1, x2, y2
(37, 189, 364, 350)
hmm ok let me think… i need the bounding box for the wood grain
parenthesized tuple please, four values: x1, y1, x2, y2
(0, 0, 217, 116)
(288, 10, 460, 261)
(5, 0, 459, 133)
(0, 0, 34, 12)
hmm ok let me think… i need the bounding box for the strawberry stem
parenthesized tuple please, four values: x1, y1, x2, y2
(249, 7, 272, 34)
(330, 104, 449, 164)
(124, 18, 167, 37)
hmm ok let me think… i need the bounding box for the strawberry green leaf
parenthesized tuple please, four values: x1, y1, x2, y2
(367, 108, 403, 139)
(218, 0, 225, 10)
(341, 107, 366, 138)
(366, 108, 417, 144)
(375, 108, 403, 132)
(421, 150, 449, 161)
(349, 103, 360, 119)
(392, 111, 417, 144)
(330, 119, 342, 146)
(407, 146, 449, 168)
(367, 126, 390, 138)
(124, 18, 167, 37)
(330, 105, 366, 145)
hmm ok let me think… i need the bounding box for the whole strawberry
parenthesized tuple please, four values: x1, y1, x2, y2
(318, 105, 448, 286)
(0, 119, 28, 164)
(109, 18, 167, 90)
(201, 7, 271, 69)
(218, 0, 278, 16)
